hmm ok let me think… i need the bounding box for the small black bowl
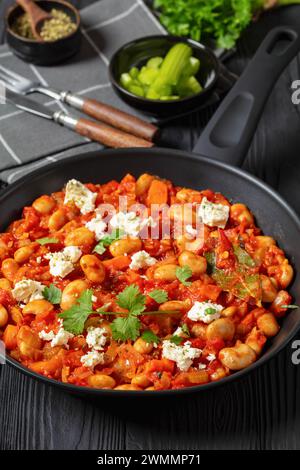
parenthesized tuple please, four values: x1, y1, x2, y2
(6, 0, 81, 66)
(109, 35, 220, 116)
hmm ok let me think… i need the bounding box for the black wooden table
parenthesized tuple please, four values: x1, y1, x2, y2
(1, 0, 300, 451)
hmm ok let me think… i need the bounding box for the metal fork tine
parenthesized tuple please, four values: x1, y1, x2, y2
(0, 65, 27, 84)
(0, 70, 19, 86)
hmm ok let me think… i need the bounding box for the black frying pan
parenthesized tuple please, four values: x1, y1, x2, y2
(2, 27, 300, 397)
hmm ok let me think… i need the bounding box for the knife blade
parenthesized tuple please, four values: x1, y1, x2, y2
(6, 89, 55, 120)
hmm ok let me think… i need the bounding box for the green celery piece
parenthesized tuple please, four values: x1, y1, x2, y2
(146, 88, 161, 100)
(182, 57, 200, 77)
(160, 95, 180, 100)
(147, 43, 192, 96)
(177, 76, 202, 97)
(129, 67, 139, 79)
(128, 84, 145, 97)
(146, 56, 163, 69)
(138, 67, 160, 86)
(120, 73, 132, 90)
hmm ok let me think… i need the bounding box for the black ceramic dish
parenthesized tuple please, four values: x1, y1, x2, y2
(2, 27, 300, 397)
(6, 0, 81, 65)
(109, 35, 220, 116)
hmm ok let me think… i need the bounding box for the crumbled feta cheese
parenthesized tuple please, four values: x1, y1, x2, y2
(162, 340, 202, 372)
(36, 256, 42, 264)
(39, 330, 55, 341)
(110, 211, 155, 237)
(39, 326, 73, 348)
(86, 327, 107, 351)
(187, 301, 223, 324)
(45, 246, 82, 278)
(63, 246, 82, 263)
(129, 250, 156, 270)
(85, 213, 107, 241)
(92, 295, 97, 302)
(198, 197, 229, 228)
(12, 280, 45, 304)
(80, 350, 104, 369)
(51, 327, 74, 348)
(207, 353, 216, 362)
(198, 363, 207, 370)
(64, 179, 97, 215)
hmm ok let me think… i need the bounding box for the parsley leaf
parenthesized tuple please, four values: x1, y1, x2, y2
(37, 237, 59, 245)
(149, 289, 168, 304)
(141, 330, 161, 344)
(111, 316, 141, 342)
(59, 289, 93, 335)
(169, 335, 183, 345)
(176, 265, 192, 286)
(93, 229, 124, 255)
(42, 284, 62, 304)
(111, 285, 146, 341)
(281, 304, 299, 309)
(116, 285, 146, 316)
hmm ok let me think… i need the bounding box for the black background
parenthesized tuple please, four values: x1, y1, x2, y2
(1, 0, 300, 450)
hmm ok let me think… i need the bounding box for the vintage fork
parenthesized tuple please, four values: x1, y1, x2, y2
(0, 64, 158, 141)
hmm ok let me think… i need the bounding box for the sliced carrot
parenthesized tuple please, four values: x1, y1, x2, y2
(147, 179, 168, 205)
(103, 255, 131, 270)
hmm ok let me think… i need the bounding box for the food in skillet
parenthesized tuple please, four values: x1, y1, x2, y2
(0, 174, 294, 391)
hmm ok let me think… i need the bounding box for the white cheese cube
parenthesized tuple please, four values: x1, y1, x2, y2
(86, 327, 107, 351)
(85, 214, 107, 241)
(162, 340, 202, 372)
(110, 211, 155, 238)
(80, 350, 104, 369)
(129, 250, 156, 270)
(45, 246, 82, 278)
(198, 197, 229, 228)
(187, 301, 223, 323)
(64, 179, 97, 215)
(12, 280, 45, 304)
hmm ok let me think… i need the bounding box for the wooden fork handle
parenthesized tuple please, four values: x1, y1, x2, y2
(54, 112, 154, 148)
(62, 92, 159, 142)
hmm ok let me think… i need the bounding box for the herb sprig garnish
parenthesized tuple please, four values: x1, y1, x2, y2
(93, 229, 124, 255)
(60, 286, 180, 341)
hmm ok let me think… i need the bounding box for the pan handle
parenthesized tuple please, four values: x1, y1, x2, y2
(193, 26, 300, 167)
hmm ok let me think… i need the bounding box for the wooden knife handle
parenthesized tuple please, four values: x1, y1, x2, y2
(73, 97, 158, 142)
(75, 118, 154, 148)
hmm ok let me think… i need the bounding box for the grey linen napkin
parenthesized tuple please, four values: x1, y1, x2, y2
(0, 0, 166, 184)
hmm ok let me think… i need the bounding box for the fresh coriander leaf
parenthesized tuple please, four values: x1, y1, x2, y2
(116, 285, 146, 316)
(111, 316, 141, 341)
(181, 323, 190, 337)
(149, 289, 168, 304)
(93, 229, 124, 255)
(42, 284, 62, 304)
(141, 330, 161, 344)
(176, 265, 192, 286)
(281, 304, 299, 309)
(169, 335, 183, 345)
(37, 237, 59, 245)
(59, 289, 93, 335)
(205, 307, 217, 315)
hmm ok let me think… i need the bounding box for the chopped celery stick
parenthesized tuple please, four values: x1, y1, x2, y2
(129, 67, 139, 79)
(120, 73, 132, 90)
(138, 67, 159, 86)
(160, 95, 180, 100)
(128, 84, 145, 97)
(147, 43, 192, 95)
(182, 57, 200, 77)
(146, 56, 163, 69)
(177, 76, 202, 97)
(146, 89, 161, 99)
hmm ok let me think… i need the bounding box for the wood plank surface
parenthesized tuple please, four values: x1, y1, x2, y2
(1, 0, 300, 450)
